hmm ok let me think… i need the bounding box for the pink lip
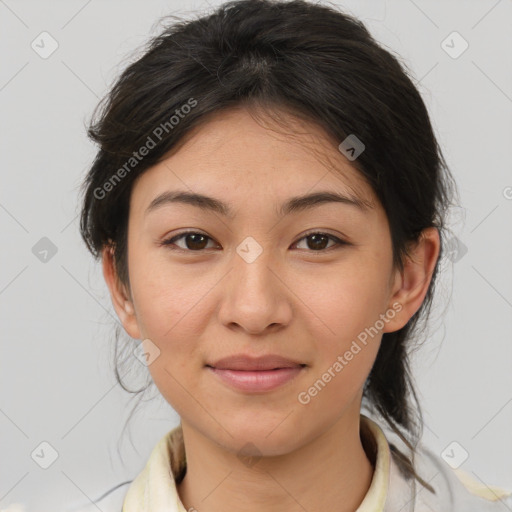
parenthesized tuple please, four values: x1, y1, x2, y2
(207, 367, 305, 392)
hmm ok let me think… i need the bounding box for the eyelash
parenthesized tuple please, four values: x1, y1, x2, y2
(158, 230, 350, 253)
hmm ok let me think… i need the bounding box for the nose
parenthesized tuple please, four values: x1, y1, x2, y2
(217, 247, 293, 336)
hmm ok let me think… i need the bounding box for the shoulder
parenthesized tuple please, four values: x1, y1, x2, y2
(399, 443, 512, 511)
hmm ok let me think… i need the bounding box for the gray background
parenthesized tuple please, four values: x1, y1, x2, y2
(1, 0, 511, 510)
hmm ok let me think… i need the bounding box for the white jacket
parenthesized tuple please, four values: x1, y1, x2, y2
(8, 414, 510, 512)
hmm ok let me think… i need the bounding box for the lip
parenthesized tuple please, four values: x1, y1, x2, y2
(205, 354, 306, 393)
(207, 367, 305, 392)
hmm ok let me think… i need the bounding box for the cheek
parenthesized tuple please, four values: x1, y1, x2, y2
(294, 262, 388, 395)
(133, 269, 208, 411)
(129, 250, 215, 341)
(296, 312, 381, 420)
(128, 254, 218, 406)
(297, 261, 391, 343)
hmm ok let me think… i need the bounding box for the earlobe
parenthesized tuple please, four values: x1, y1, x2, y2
(101, 245, 141, 339)
(383, 227, 440, 333)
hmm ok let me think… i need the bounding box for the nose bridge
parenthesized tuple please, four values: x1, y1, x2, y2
(232, 235, 278, 297)
(217, 235, 291, 332)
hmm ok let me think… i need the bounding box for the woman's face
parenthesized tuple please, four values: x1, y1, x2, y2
(108, 107, 412, 455)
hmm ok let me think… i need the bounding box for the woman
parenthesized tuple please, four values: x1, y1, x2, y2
(75, 0, 512, 510)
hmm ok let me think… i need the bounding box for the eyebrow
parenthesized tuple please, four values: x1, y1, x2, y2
(144, 189, 373, 219)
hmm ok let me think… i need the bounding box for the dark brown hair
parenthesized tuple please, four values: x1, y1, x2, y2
(79, 0, 458, 493)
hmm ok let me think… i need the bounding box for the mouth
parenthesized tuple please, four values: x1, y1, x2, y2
(205, 353, 307, 392)
(205, 365, 307, 393)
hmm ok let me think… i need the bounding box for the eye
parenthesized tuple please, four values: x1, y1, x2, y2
(159, 230, 350, 253)
(159, 231, 218, 251)
(292, 231, 349, 252)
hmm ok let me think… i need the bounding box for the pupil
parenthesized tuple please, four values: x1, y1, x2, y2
(308, 234, 327, 250)
(187, 234, 207, 250)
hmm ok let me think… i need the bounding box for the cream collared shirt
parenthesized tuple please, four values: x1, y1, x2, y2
(59, 414, 512, 512)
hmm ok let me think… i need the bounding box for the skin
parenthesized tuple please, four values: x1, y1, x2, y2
(102, 106, 440, 512)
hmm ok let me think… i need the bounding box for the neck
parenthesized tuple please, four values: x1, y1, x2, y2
(176, 410, 375, 512)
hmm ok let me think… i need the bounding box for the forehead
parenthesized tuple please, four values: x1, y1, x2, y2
(130, 107, 377, 216)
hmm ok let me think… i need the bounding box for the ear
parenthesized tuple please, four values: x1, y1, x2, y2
(102, 244, 141, 340)
(383, 227, 440, 333)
